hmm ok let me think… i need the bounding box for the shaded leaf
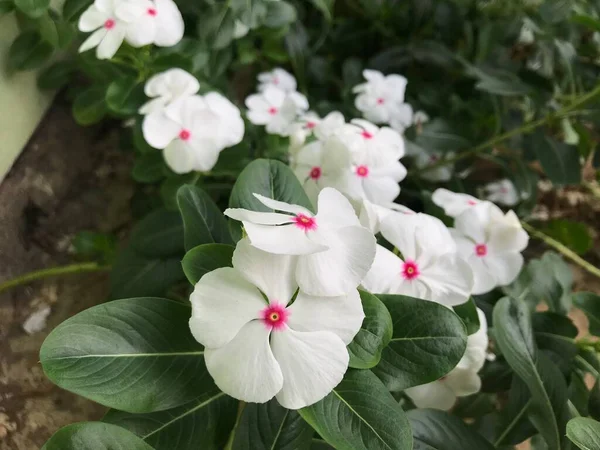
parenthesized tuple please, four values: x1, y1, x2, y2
(182, 243, 234, 285)
(44, 422, 154, 450)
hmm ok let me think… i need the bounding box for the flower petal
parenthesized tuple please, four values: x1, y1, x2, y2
(243, 222, 327, 255)
(189, 267, 265, 349)
(253, 193, 313, 216)
(124, 15, 155, 47)
(444, 368, 481, 397)
(78, 5, 107, 32)
(224, 208, 293, 225)
(233, 239, 297, 304)
(431, 188, 480, 218)
(420, 254, 473, 307)
(153, 0, 184, 47)
(79, 28, 107, 53)
(287, 289, 364, 344)
(96, 26, 125, 59)
(271, 328, 349, 409)
(361, 244, 401, 294)
(362, 175, 401, 205)
(163, 139, 195, 174)
(468, 255, 497, 295)
(205, 321, 283, 403)
(142, 111, 180, 149)
(296, 225, 376, 296)
(484, 252, 524, 286)
(405, 380, 456, 411)
(315, 187, 360, 229)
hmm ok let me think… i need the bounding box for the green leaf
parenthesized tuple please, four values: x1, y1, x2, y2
(373, 295, 467, 391)
(72, 231, 117, 263)
(37, 60, 75, 90)
(44, 422, 155, 450)
(264, 1, 297, 28)
(453, 298, 481, 335)
(532, 312, 578, 338)
(299, 369, 412, 450)
(106, 76, 146, 116)
(573, 292, 600, 335)
(567, 417, 600, 450)
(182, 243, 234, 285)
(542, 220, 592, 255)
(494, 376, 535, 446)
(177, 185, 233, 251)
(14, 0, 48, 18)
(110, 248, 185, 299)
(72, 85, 108, 126)
(7, 31, 53, 71)
(310, 0, 334, 20)
(230, 159, 313, 212)
(529, 133, 581, 186)
(199, 5, 235, 50)
(408, 409, 495, 449)
(493, 297, 570, 450)
(0, 0, 14, 13)
(61, 0, 92, 21)
(129, 208, 184, 258)
(132, 152, 166, 183)
(347, 291, 393, 369)
(571, 15, 600, 32)
(154, 38, 209, 73)
(233, 399, 313, 450)
(414, 119, 469, 152)
(104, 391, 237, 450)
(40, 297, 214, 413)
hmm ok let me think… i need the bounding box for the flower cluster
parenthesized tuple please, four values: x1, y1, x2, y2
(140, 68, 245, 174)
(190, 188, 376, 409)
(78, 0, 184, 60)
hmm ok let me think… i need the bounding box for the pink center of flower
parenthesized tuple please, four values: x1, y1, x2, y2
(268, 107, 278, 115)
(309, 166, 322, 180)
(294, 214, 317, 231)
(467, 200, 478, 205)
(377, 98, 385, 105)
(475, 244, 487, 257)
(306, 121, 316, 129)
(402, 260, 420, 280)
(179, 129, 191, 141)
(273, 77, 279, 85)
(356, 165, 369, 177)
(361, 130, 374, 139)
(429, 154, 439, 162)
(147, 7, 157, 15)
(261, 303, 288, 331)
(104, 18, 115, 29)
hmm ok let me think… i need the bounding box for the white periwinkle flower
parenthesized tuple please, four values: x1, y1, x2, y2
(117, 0, 184, 48)
(451, 202, 529, 295)
(362, 212, 473, 307)
(246, 86, 308, 136)
(414, 150, 454, 182)
(258, 68, 298, 93)
(143, 93, 244, 173)
(189, 239, 364, 409)
(484, 179, 519, 206)
(406, 308, 489, 410)
(432, 188, 481, 218)
(139, 68, 199, 115)
(224, 188, 376, 297)
(78, 0, 130, 59)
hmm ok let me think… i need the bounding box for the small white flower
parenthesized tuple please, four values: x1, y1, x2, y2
(432, 188, 481, 218)
(342, 119, 405, 161)
(258, 68, 297, 93)
(353, 69, 411, 126)
(246, 86, 308, 136)
(116, 0, 184, 48)
(518, 23, 535, 44)
(414, 150, 454, 182)
(142, 93, 244, 173)
(78, 0, 129, 60)
(406, 308, 488, 410)
(189, 239, 364, 409)
(451, 202, 529, 295)
(139, 68, 200, 115)
(413, 110, 430, 127)
(224, 188, 376, 297)
(484, 179, 519, 206)
(233, 20, 249, 39)
(362, 212, 473, 307)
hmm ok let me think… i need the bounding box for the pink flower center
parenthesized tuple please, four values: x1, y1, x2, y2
(273, 77, 279, 85)
(356, 165, 369, 177)
(261, 303, 288, 331)
(147, 7, 157, 15)
(429, 154, 439, 162)
(467, 200, 478, 206)
(293, 214, 317, 231)
(104, 18, 115, 29)
(306, 121, 316, 129)
(402, 260, 420, 280)
(309, 166, 322, 180)
(475, 244, 487, 257)
(377, 98, 385, 105)
(179, 129, 191, 141)
(361, 130, 374, 139)
(268, 107, 278, 115)
(500, 186, 508, 193)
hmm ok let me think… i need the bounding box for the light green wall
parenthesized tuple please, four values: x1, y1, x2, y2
(0, 13, 55, 183)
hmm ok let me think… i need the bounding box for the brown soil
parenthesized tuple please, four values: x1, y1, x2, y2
(0, 98, 134, 449)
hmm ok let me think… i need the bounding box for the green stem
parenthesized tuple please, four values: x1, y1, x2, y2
(522, 222, 600, 280)
(0, 262, 111, 295)
(414, 83, 600, 176)
(224, 401, 245, 450)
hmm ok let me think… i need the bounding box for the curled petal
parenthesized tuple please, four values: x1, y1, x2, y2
(315, 187, 361, 230)
(405, 381, 456, 411)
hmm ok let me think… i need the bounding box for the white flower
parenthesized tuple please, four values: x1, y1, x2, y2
(233, 20, 249, 39)
(116, 0, 184, 48)
(189, 239, 364, 409)
(292, 137, 353, 205)
(362, 212, 473, 307)
(342, 119, 405, 161)
(142, 93, 244, 173)
(484, 179, 519, 206)
(289, 111, 347, 157)
(258, 68, 297, 93)
(224, 188, 376, 297)
(78, 0, 130, 60)
(451, 202, 528, 295)
(246, 86, 308, 136)
(389, 103, 414, 134)
(358, 199, 414, 234)
(139, 68, 199, 115)
(414, 150, 454, 182)
(406, 308, 488, 410)
(432, 188, 481, 218)
(413, 110, 430, 127)
(518, 23, 535, 44)
(353, 69, 412, 126)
